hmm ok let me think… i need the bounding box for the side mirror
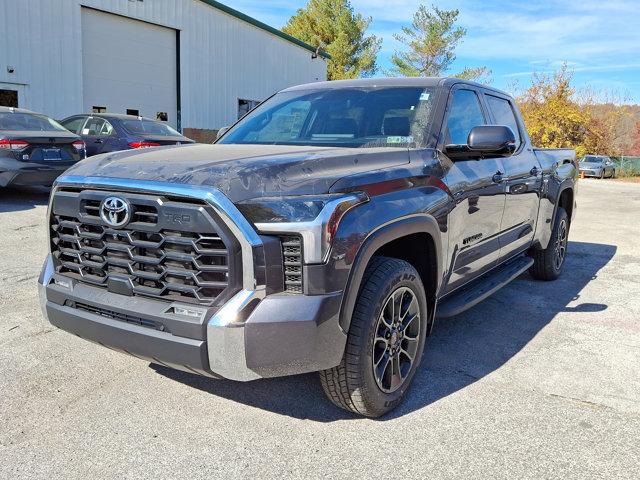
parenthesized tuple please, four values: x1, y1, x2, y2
(467, 125, 516, 157)
(216, 126, 230, 141)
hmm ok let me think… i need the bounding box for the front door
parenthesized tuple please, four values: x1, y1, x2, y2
(440, 86, 507, 294)
(482, 92, 541, 261)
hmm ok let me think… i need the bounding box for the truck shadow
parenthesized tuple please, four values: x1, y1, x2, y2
(152, 240, 616, 422)
(0, 186, 50, 213)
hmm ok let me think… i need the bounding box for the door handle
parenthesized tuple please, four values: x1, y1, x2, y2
(492, 171, 504, 183)
(94, 139, 103, 144)
(530, 166, 539, 176)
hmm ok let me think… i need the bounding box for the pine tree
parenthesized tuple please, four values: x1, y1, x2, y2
(283, 0, 381, 80)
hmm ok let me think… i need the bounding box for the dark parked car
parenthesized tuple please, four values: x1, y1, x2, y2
(0, 107, 85, 188)
(59, 113, 194, 156)
(579, 155, 615, 178)
(40, 78, 577, 417)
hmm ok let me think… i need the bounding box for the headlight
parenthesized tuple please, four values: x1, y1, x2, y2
(236, 192, 369, 264)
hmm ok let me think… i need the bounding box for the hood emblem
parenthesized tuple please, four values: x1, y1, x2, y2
(100, 196, 131, 228)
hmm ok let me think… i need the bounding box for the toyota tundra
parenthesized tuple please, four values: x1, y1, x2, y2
(38, 78, 577, 417)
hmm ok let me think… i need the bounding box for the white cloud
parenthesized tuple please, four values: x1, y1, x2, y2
(227, 0, 640, 99)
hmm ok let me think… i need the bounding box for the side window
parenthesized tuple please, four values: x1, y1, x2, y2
(238, 99, 260, 119)
(82, 117, 108, 136)
(446, 89, 486, 145)
(485, 94, 522, 149)
(61, 117, 87, 134)
(100, 120, 114, 136)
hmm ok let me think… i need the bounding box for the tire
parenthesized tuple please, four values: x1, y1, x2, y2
(529, 206, 569, 281)
(599, 170, 604, 179)
(610, 169, 615, 179)
(319, 257, 428, 417)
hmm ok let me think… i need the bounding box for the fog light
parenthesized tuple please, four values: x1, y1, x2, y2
(54, 278, 72, 289)
(170, 305, 206, 319)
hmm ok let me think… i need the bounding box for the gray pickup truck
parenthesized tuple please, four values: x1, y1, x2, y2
(38, 78, 577, 417)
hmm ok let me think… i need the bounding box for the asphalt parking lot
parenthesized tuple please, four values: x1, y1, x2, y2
(1, 179, 639, 479)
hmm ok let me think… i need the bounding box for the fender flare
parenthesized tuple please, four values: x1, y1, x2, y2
(338, 214, 443, 333)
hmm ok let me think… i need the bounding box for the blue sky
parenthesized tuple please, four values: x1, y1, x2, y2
(226, 0, 640, 103)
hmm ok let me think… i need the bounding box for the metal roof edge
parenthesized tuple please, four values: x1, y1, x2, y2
(198, 0, 331, 59)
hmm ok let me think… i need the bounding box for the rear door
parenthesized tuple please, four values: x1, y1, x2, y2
(441, 86, 507, 294)
(81, 117, 114, 156)
(483, 91, 542, 261)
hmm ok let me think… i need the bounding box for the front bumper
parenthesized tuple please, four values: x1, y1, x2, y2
(38, 254, 346, 381)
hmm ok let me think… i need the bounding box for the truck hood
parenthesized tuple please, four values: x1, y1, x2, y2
(62, 143, 410, 202)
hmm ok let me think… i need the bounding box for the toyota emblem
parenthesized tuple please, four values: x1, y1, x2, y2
(100, 196, 131, 228)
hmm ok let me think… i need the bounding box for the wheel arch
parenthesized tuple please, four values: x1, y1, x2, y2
(557, 186, 574, 225)
(338, 215, 443, 334)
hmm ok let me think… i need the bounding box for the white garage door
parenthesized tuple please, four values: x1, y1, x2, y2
(81, 8, 178, 127)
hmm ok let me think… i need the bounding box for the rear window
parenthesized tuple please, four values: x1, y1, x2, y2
(485, 94, 522, 149)
(121, 119, 180, 136)
(0, 112, 68, 132)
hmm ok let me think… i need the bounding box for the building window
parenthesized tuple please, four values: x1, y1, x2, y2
(238, 99, 260, 119)
(126, 109, 139, 116)
(92, 106, 107, 113)
(0, 89, 18, 107)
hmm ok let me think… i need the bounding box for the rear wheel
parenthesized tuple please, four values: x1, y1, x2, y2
(529, 207, 569, 281)
(319, 257, 428, 417)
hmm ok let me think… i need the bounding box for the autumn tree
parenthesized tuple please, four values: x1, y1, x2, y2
(516, 66, 591, 157)
(516, 65, 631, 157)
(283, 0, 381, 80)
(632, 121, 640, 155)
(389, 4, 490, 81)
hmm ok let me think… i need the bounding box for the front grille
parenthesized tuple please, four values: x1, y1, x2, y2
(281, 235, 303, 294)
(50, 189, 236, 306)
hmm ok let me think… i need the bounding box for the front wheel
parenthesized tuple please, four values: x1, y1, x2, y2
(529, 206, 569, 281)
(319, 257, 428, 417)
(610, 169, 616, 178)
(599, 170, 604, 179)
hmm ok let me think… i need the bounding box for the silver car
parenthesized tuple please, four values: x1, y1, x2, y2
(579, 155, 616, 178)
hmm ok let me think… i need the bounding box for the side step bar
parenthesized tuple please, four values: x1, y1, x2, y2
(436, 256, 534, 319)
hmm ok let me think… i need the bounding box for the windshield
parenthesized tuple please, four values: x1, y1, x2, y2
(581, 156, 602, 163)
(218, 87, 437, 148)
(121, 119, 181, 136)
(0, 112, 68, 132)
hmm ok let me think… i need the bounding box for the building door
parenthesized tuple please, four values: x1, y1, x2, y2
(80, 8, 178, 127)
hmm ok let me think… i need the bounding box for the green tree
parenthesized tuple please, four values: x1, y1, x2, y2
(283, 0, 381, 80)
(390, 4, 490, 81)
